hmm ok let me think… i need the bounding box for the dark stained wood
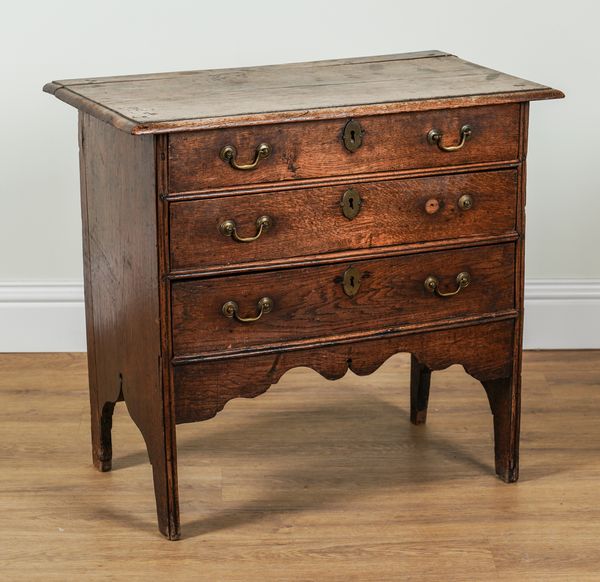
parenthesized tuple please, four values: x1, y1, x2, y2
(78, 113, 179, 540)
(482, 376, 520, 482)
(168, 105, 520, 192)
(78, 112, 106, 474)
(45, 53, 563, 539)
(43, 51, 563, 134)
(169, 169, 517, 272)
(171, 243, 515, 358)
(410, 354, 432, 425)
(164, 160, 521, 200)
(167, 232, 519, 281)
(173, 319, 515, 424)
(485, 101, 528, 484)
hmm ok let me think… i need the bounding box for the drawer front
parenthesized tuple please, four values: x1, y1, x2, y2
(171, 243, 515, 357)
(169, 169, 517, 272)
(168, 104, 520, 192)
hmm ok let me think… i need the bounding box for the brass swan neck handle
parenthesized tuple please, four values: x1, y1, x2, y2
(222, 297, 274, 323)
(424, 272, 471, 297)
(427, 125, 472, 152)
(219, 215, 272, 243)
(220, 143, 271, 170)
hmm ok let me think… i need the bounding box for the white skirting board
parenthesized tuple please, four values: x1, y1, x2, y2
(0, 280, 598, 352)
(522, 279, 600, 349)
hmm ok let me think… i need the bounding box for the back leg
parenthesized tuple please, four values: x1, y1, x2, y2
(93, 401, 115, 471)
(410, 355, 432, 425)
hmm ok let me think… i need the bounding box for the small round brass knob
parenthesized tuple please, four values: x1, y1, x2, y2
(458, 194, 474, 211)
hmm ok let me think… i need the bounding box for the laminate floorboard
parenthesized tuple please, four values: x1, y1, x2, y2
(1, 351, 599, 581)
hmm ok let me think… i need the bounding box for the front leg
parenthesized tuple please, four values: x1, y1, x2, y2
(121, 373, 180, 541)
(481, 373, 521, 483)
(407, 319, 520, 482)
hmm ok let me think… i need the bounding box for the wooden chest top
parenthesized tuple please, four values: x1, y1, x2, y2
(43, 50, 562, 134)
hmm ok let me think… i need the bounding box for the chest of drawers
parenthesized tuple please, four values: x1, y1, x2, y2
(44, 51, 563, 539)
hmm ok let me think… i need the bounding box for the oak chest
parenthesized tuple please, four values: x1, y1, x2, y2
(44, 51, 563, 539)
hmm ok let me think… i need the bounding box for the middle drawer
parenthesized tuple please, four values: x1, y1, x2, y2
(171, 242, 515, 358)
(169, 169, 517, 272)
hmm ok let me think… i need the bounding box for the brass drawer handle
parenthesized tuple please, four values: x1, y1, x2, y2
(427, 125, 472, 152)
(222, 297, 274, 323)
(424, 271, 471, 297)
(220, 143, 271, 170)
(219, 215, 273, 242)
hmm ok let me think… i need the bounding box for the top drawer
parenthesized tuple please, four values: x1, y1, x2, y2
(167, 104, 520, 193)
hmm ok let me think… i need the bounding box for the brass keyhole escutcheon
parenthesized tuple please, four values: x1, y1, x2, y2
(342, 266, 362, 297)
(342, 119, 364, 152)
(341, 188, 362, 220)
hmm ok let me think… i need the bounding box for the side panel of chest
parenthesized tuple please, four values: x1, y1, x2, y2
(79, 113, 162, 400)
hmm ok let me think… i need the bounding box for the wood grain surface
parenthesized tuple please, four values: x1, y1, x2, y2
(43, 51, 563, 134)
(168, 169, 518, 271)
(78, 113, 179, 539)
(167, 105, 520, 191)
(171, 243, 515, 357)
(173, 319, 516, 423)
(1, 351, 599, 580)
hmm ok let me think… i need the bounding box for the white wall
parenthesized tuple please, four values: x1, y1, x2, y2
(1, 0, 599, 350)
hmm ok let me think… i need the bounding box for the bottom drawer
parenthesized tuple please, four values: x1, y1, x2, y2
(171, 243, 516, 357)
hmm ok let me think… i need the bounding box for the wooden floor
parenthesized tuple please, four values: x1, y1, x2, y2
(1, 352, 600, 581)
